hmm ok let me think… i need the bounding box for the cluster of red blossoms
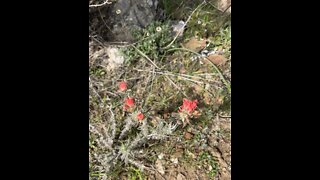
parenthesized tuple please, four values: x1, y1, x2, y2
(119, 81, 127, 92)
(178, 99, 198, 114)
(178, 98, 198, 127)
(119, 81, 144, 121)
(123, 97, 135, 110)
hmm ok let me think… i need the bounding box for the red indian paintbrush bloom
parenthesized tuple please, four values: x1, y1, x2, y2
(179, 98, 198, 114)
(136, 112, 144, 121)
(178, 98, 198, 127)
(119, 81, 127, 91)
(123, 97, 135, 110)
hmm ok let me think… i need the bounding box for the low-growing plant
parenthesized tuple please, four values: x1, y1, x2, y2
(89, 81, 182, 179)
(122, 21, 176, 64)
(199, 151, 219, 177)
(89, 80, 202, 179)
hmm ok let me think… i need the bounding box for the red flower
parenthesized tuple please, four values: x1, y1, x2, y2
(136, 112, 144, 121)
(123, 97, 135, 110)
(179, 98, 198, 114)
(119, 81, 127, 91)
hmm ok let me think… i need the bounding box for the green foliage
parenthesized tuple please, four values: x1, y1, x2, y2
(122, 21, 175, 64)
(160, 0, 184, 19)
(128, 167, 144, 180)
(199, 151, 219, 177)
(208, 26, 231, 57)
(89, 66, 106, 77)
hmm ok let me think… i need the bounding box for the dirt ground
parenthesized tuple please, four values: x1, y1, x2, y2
(148, 115, 231, 180)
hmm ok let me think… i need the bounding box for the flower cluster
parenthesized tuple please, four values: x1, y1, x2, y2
(119, 81, 127, 91)
(178, 98, 198, 127)
(179, 99, 198, 114)
(136, 112, 144, 121)
(123, 97, 135, 111)
(119, 81, 144, 121)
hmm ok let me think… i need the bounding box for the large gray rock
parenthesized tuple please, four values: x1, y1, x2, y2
(104, 0, 160, 42)
(216, 0, 231, 13)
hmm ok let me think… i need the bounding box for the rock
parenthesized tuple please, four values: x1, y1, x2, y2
(171, 20, 186, 37)
(184, 132, 193, 140)
(101, 47, 125, 71)
(155, 159, 165, 175)
(170, 157, 178, 164)
(158, 152, 164, 160)
(185, 149, 196, 159)
(217, 0, 231, 13)
(176, 173, 186, 180)
(183, 37, 207, 52)
(206, 54, 228, 66)
(172, 148, 183, 159)
(104, 0, 160, 42)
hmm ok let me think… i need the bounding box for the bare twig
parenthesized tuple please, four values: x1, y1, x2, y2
(89, 35, 106, 47)
(164, 76, 188, 97)
(207, 1, 224, 13)
(219, 114, 231, 118)
(150, 67, 156, 91)
(108, 105, 116, 139)
(89, 0, 112, 8)
(134, 69, 205, 84)
(222, 4, 232, 14)
(125, 77, 144, 81)
(148, 165, 166, 180)
(89, 77, 103, 102)
(98, 9, 114, 36)
(142, 67, 156, 108)
(166, 73, 204, 84)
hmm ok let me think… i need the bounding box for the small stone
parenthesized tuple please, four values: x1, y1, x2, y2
(184, 132, 193, 140)
(155, 159, 165, 175)
(186, 149, 196, 159)
(187, 127, 193, 132)
(171, 20, 185, 37)
(104, 47, 124, 71)
(205, 83, 211, 90)
(183, 37, 207, 52)
(207, 54, 228, 66)
(177, 173, 186, 180)
(158, 153, 164, 160)
(170, 157, 178, 164)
